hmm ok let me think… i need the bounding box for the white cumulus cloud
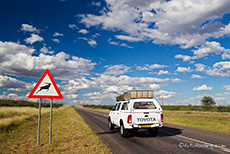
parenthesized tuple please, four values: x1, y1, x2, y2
(92, 74, 171, 96)
(0, 41, 96, 79)
(25, 34, 44, 44)
(79, 0, 230, 49)
(78, 29, 89, 34)
(68, 24, 78, 29)
(0, 75, 33, 92)
(191, 74, 204, 79)
(21, 24, 40, 33)
(53, 32, 64, 37)
(137, 64, 168, 71)
(155, 90, 178, 99)
(0, 91, 28, 101)
(157, 70, 170, 75)
(176, 41, 230, 62)
(40, 46, 54, 54)
(103, 64, 131, 75)
(223, 85, 230, 91)
(87, 39, 97, 47)
(206, 61, 230, 76)
(176, 67, 192, 73)
(52, 38, 60, 43)
(79, 37, 97, 47)
(193, 84, 213, 91)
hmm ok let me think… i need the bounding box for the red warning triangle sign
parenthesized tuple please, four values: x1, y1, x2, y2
(28, 69, 63, 99)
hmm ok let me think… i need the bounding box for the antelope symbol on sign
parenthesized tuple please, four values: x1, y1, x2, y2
(36, 83, 51, 94)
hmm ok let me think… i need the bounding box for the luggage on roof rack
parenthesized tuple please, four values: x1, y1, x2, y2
(116, 90, 154, 101)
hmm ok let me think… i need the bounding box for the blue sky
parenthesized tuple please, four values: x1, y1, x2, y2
(0, 0, 230, 106)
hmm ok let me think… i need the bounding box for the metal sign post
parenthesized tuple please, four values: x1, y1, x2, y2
(49, 98, 53, 144)
(28, 69, 63, 146)
(37, 98, 42, 145)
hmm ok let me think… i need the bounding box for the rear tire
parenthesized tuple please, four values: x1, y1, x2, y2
(120, 122, 129, 138)
(108, 118, 114, 130)
(148, 127, 158, 137)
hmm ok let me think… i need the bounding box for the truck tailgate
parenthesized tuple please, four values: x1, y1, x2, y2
(132, 112, 161, 125)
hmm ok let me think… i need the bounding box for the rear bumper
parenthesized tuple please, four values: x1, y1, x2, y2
(131, 122, 163, 129)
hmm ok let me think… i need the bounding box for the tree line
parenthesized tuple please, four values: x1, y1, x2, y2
(0, 99, 63, 108)
(82, 104, 230, 112)
(162, 105, 230, 112)
(82, 96, 230, 112)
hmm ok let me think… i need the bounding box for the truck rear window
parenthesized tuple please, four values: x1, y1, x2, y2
(133, 102, 156, 109)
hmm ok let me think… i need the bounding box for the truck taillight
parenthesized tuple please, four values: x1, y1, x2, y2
(127, 115, 132, 124)
(161, 114, 163, 122)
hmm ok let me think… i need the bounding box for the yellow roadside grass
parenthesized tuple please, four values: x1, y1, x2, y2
(0, 107, 50, 130)
(163, 110, 230, 135)
(0, 105, 111, 154)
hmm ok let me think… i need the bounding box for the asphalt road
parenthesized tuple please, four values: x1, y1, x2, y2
(73, 106, 230, 154)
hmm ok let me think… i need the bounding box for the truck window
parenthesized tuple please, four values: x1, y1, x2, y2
(121, 103, 128, 110)
(112, 104, 117, 111)
(116, 103, 121, 111)
(133, 102, 156, 109)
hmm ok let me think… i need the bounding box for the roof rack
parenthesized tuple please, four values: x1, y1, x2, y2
(116, 90, 153, 101)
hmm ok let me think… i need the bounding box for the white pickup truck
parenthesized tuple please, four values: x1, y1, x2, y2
(108, 90, 163, 137)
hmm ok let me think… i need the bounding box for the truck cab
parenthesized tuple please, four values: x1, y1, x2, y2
(108, 90, 163, 137)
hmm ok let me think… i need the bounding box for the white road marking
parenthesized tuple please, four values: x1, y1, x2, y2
(222, 148, 230, 153)
(160, 130, 230, 153)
